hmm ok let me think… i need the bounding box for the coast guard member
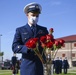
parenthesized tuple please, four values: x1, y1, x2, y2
(63, 57, 69, 74)
(55, 57, 60, 74)
(11, 53, 17, 75)
(12, 2, 48, 75)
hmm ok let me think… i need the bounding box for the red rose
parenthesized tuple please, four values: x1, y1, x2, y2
(40, 36, 46, 43)
(49, 28, 54, 32)
(54, 40, 60, 46)
(46, 34, 54, 41)
(41, 43, 46, 48)
(46, 42, 53, 48)
(51, 39, 55, 43)
(25, 38, 38, 49)
(33, 38, 39, 42)
(59, 39, 65, 46)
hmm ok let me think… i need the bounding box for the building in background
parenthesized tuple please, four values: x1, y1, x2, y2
(55, 34, 76, 67)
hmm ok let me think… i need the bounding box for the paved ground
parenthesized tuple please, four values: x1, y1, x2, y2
(0, 72, 11, 74)
(67, 67, 76, 73)
(68, 67, 76, 70)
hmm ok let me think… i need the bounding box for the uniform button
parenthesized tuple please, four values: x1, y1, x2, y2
(18, 46, 20, 48)
(25, 38, 26, 40)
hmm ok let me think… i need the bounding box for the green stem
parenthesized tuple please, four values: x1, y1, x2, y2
(34, 50, 45, 64)
(42, 48, 45, 56)
(53, 49, 58, 60)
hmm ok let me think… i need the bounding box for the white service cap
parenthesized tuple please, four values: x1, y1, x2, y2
(23, 2, 42, 14)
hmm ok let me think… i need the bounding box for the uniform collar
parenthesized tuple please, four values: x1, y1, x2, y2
(28, 22, 36, 27)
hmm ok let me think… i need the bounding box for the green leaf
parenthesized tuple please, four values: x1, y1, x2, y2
(0, 52, 4, 56)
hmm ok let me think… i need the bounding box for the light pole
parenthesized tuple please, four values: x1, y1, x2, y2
(0, 34, 2, 52)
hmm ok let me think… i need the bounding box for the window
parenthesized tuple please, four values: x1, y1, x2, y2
(74, 43, 76, 47)
(72, 53, 75, 57)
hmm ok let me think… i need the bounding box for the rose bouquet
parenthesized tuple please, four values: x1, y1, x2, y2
(25, 28, 65, 64)
(25, 28, 65, 75)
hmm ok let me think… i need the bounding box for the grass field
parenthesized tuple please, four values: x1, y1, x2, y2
(0, 70, 19, 75)
(0, 70, 76, 75)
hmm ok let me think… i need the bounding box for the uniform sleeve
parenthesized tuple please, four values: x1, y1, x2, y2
(12, 28, 28, 53)
(44, 27, 49, 34)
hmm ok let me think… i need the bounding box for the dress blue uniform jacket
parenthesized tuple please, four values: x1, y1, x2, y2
(12, 24, 48, 75)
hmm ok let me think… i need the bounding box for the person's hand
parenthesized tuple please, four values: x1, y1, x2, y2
(28, 48, 31, 50)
